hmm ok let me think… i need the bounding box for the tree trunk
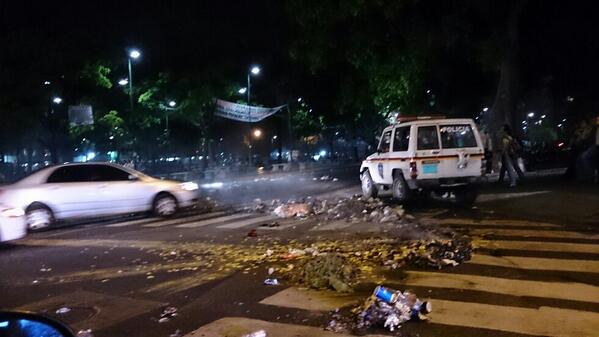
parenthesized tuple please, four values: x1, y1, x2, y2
(488, 1, 527, 138)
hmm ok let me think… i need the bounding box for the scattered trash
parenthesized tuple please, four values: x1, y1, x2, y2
(273, 203, 312, 218)
(40, 267, 52, 272)
(169, 329, 182, 337)
(295, 253, 355, 292)
(247, 229, 258, 237)
(242, 329, 267, 337)
(267, 267, 275, 275)
(260, 222, 280, 227)
(55, 307, 71, 315)
(76, 329, 93, 337)
(32, 280, 39, 284)
(264, 278, 280, 286)
(357, 286, 431, 332)
(332, 178, 339, 182)
(159, 306, 178, 323)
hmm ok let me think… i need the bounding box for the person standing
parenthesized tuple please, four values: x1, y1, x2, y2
(497, 124, 520, 187)
(479, 126, 494, 174)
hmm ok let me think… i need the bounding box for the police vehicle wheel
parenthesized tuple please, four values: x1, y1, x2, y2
(392, 175, 411, 202)
(361, 171, 378, 199)
(454, 186, 478, 204)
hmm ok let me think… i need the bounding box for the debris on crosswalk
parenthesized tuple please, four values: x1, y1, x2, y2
(76, 329, 94, 337)
(158, 306, 178, 323)
(241, 330, 267, 337)
(273, 203, 312, 218)
(264, 278, 280, 286)
(355, 286, 431, 332)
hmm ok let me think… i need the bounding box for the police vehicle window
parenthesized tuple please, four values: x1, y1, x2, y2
(440, 125, 477, 148)
(417, 126, 439, 150)
(393, 127, 410, 152)
(378, 130, 392, 152)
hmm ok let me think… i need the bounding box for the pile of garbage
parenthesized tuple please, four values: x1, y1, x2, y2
(249, 195, 408, 223)
(271, 236, 471, 292)
(355, 286, 431, 332)
(293, 253, 356, 293)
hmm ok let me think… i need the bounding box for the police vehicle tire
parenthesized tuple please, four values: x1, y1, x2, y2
(392, 174, 411, 202)
(454, 186, 478, 204)
(361, 170, 378, 199)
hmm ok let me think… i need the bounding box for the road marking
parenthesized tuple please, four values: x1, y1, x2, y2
(479, 239, 599, 254)
(143, 211, 226, 228)
(182, 317, 370, 337)
(259, 287, 358, 311)
(476, 190, 551, 203)
(177, 213, 251, 228)
(140, 271, 232, 295)
(429, 299, 599, 337)
(470, 228, 599, 240)
(433, 218, 561, 227)
(310, 221, 353, 231)
(469, 254, 599, 273)
(105, 217, 159, 227)
(401, 270, 599, 304)
(216, 215, 278, 229)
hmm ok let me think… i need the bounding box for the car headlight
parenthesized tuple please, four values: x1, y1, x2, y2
(1, 207, 25, 218)
(180, 182, 199, 191)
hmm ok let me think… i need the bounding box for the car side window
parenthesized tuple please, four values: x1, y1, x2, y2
(393, 127, 410, 152)
(46, 166, 87, 183)
(89, 165, 131, 181)
(417, 126, 440, 150)
(378, 130, 392, 153)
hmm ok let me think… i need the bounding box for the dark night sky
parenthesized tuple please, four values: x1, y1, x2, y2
(2, 1, 599, 119)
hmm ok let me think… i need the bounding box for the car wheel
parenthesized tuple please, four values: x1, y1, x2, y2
(361, 171, 378, 199)
(26, 204, 54, 231)
(392, 174, 411, 203)
(454, 186, 478, 204)
(153, 193, 177, 217)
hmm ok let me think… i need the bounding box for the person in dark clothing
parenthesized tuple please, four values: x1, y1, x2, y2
(497, 124, 524, 186)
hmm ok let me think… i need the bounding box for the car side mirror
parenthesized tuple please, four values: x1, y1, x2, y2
(0, 311, 75, 337)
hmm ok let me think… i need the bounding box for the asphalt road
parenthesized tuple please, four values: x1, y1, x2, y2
(1, 167, 598, 337)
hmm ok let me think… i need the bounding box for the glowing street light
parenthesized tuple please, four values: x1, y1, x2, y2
(527, 112, 535, 118)
(43, 81, 51, 85)
(52, 97, 62, 104)
(127, 48, 141, 111)
(297, 97, 303, 102)
(238, 87, 247, 94)
(482, 107, 489, 112)
(129, 49, 141, 59)
(246, 65, 262, 166)
(118, 79, 128, 86)
(168, 100, 176, 107)
(253, 129, 262, 138)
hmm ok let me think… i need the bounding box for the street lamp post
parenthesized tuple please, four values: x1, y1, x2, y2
(127, 49, 141, 111)
(246, 65, 261, 167)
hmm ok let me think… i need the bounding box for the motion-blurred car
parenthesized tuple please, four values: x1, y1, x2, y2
(0, 163, 199, 231)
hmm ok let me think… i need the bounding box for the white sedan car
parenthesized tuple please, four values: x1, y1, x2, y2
(0, 162, 199, 232)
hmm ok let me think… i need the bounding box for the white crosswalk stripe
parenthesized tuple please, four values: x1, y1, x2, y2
(216, 215, 278, 229)
(105, 217, 160, 228)
(176, 213, 252, 228)
(142, 211, 227, 228)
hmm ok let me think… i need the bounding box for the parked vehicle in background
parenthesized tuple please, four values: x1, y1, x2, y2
(360, 117, 485, 203)
(0, 163, 199, 231)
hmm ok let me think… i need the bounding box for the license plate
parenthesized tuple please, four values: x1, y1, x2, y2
(422, 163, 438, 174)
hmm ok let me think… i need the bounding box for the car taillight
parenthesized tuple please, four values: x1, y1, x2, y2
(409, 161, 418, 179)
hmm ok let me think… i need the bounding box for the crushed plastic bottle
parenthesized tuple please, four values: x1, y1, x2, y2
(264, 278, 279, 286)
